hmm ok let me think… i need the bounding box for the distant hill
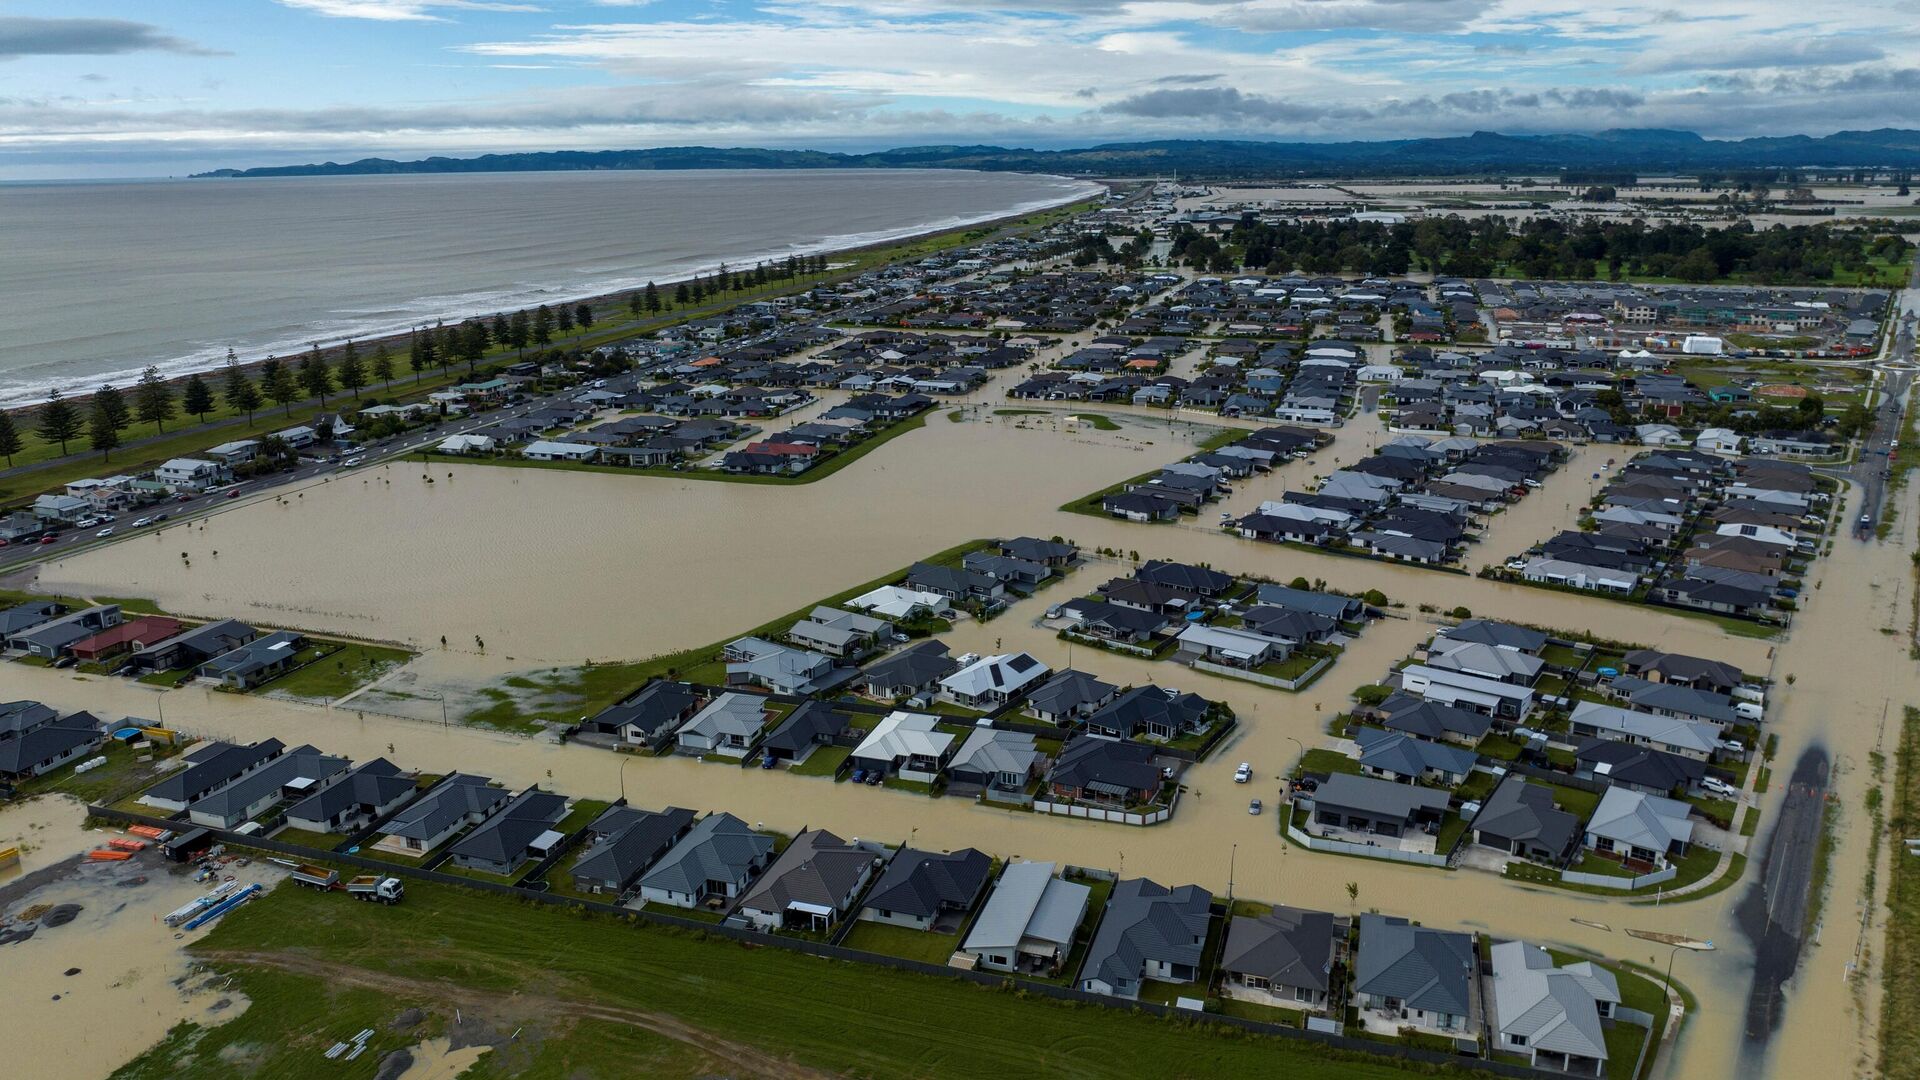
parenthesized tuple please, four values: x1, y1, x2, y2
(192, 129, 1920, 179)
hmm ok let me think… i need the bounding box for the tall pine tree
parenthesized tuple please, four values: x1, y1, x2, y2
(134, 365, 176, 433)
(261, 358, 299, 416)
(89, 394, 121, 462)
(182, 373, 214, 423)
(36, 390, 82, 455)
(337, 339, 367, 398)
(223, 355, 261, 423)
(0, 410, 21, 467)
(300, 347, 333, 403)
(644, 281, 661, 311)
(371, 343, 396, 387)
(93, 382, 130, 432)
(532, 305, 554, 346)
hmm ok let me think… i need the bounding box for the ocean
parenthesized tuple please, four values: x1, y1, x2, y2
(0, 168, 1099, 407)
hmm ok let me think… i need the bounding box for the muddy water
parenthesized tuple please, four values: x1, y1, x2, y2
(14, 403, 1914, 1080)
(0, 796, 273, 1080)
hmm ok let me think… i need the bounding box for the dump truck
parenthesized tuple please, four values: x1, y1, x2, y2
(345, 875, 405, 904)
(290, 864, 340, 890)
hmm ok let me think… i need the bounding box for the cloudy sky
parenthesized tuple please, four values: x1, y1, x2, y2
(1, 0, 1914, 178)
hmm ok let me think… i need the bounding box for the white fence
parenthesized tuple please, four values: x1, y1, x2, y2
(1034, 798, 1173, 826)
(1559, 863, 1679, 890)
(1285, 823, 1451, 868)
(1194, 656, 1330, 691)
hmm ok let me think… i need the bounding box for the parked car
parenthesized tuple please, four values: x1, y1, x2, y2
(1721, 739, 1747, 755)
(1702, 778, 1738, 798)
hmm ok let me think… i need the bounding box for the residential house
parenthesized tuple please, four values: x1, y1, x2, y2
(848, 712, 955, 782)
(1584, 788, 1694, 870)
(1569, 702, 1720, 761)
(1376, 694, 1494, 746)
(674, 693, 771, 759)
(134, 618, 256, 672)
(1307, 773, 1450, 843)
(946, 728, 1042, 795)
(1398, 664, 1535, 721)
(1220, 906, 1343, 1014)
(283, 757, 416, 833)
(13, 605, 124, 660)
(374, 773, 510, 856)
(1046, 736, 1162, 807)
(0, 706, 104, 780)
(939, 652, 1050, 708)
(1026, 670, 1120, 726)
(758, 702, 855, 766)
(140, 738, 287, 813)
(1471, 778, 1582, 864)
(1084, 686, 1212, 742)
(197, 630, 306, 689)
(1488, 941, 1621, 1076)
(570, 805, 698, 896)
(1077, 878, 1213, 1000)
(1353, 729, 1478, 786)
(585, 681, 701, 750)
(1353, 914, 1477, 1036)
(724, 637, 843, 696)
(637, 812, 776, 910)
(734, 828, 881, 933)
(958, 861, 1091, 975)
(787, 606, 891, 659)
(860, 640, 957, 700)
(185, 744, 350, 830)
(859, 846, 992, 930)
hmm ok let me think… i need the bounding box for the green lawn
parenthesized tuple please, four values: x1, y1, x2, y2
(16, 739, 184, 805)
(116, 877, 1483, 1080)
(1065, 413, 1121, 431)
(1294, 748, 1362, 778)
(256, 641, 415, 701)
(789, 744, 852, 778)
(136, 666, 196, 688)
(838, 920, 965, 966)
(269, 826, 346, 852)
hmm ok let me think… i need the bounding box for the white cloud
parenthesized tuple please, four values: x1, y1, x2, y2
(274, 1, 544, 22)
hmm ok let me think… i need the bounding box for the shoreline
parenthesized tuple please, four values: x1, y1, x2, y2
(0, 176, 1105, 412)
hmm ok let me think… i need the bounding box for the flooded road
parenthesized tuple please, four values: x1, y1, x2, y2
(1738, 748, 1831, 1048)
(14, 398, 1919, 1080)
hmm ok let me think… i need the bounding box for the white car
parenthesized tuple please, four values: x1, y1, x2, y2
(75, 516, 103, 529)
(95, 526, 115, 538)
(1702, 778, 1738, 798)
(131, 517, 153, 528)
(1721, 740, 1747, 755)
(1234, 762, 1252, 784)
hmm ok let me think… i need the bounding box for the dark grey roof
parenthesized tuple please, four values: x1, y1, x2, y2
(861, 639, 956, 690)
(861, 847, 991, 919)
(1087, 686, 1209, 738)
(1253, 584, 1361, 620)
(591, 681, 698, 736)
(572, 806, 696, 887)
(1379, 693, 1493, 742)
(1220, 906, 1339, 993)
(0, 722, 102, 775)
(1080, 877, 1212, 991)
(1027, 670, 1118, 717)
(188, 745, 348, 820)
(144, 739, 286, 804)
(0, 602, 63, 637)
(152, 618, 256, 661)
(1575, 738, 1705, 790)
(1135, 560, 1234, 595)
(1355, 913, 1475, 1017)
(1444, 619, 1548, 654)
(1353, 728, 1478, 779)
(448, 788, 568, 865)
(0, 699, 59, 739)
(1475, 778, 1580, 852)
(760, 701, 854, 755)
(642, 812, 774, 894)
(1048, 736, 1161, 798)
(382, 773, 506, 840)
(1312, 772, 1450, 820)
(199, 630, 303, 679)
(735, 828, 874, 914)
(285, 757, 412, 823)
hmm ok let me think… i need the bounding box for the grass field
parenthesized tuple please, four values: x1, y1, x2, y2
(258, 641, 415, 701)
(838, 920, 965, 965)
(1879, 706, 1920, 1080)
(118, 878, 1492, 1080)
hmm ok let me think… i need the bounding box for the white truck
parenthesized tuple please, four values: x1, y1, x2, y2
(289, 864, 404, 904)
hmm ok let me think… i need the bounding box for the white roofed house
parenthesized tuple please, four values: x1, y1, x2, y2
(1584, 787, 1695, 870)
(1398, 664, 1535, 722)
(521, 439, 599, 463)
(1487, 941, 1621, 1075)
(674, 693, 772, 759)
(155, 457, 229, 492)
(938, 652, 1051, 708)
(848, 712, 955, 783)
(786, 606, 890, 659)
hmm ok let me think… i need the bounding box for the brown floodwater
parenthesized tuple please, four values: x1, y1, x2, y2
(0, 795, 281, 1079)
(16, 395, 1914, 1080)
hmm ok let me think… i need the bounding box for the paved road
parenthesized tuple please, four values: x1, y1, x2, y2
(1738, 748, 1831, 1044)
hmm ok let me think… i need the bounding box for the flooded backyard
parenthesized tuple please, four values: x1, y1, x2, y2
(11, 396, 1918, 1080)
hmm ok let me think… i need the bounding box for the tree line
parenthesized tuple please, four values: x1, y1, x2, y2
(0, 253, 841, 468)
(1162, 216, 1912, 285)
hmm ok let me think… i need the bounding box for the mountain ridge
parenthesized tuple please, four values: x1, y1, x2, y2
(191, 129, 1920, 179)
